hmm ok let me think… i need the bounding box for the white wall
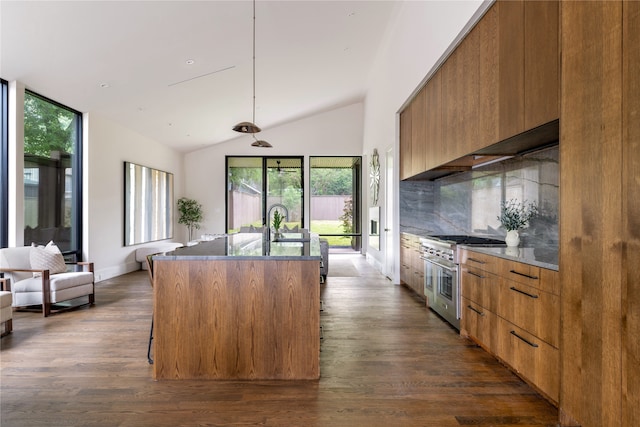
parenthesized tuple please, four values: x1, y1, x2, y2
(362, 0, 486, 279)
(184, 102, 364, 236)
(85, 113, 184, 281)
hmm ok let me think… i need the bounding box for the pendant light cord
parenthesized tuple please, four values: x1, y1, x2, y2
(252, 0, 256, 125)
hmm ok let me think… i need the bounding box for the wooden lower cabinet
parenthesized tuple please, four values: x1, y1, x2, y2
(495, 278, 560, 348)
(400, 233, 425, 298)
(460, 248, 559, 404)
(461, 297, 498, 354)
(495, 316, 559, 402)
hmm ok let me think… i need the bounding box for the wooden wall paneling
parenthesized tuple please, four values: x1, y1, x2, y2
(399, 105, 412, 180)
(560, 1, 623, 426)
(498, 0, 525, 141)
(411, 87, 427, 176)
(622, 2, 640, 426)
(478, 3, 500, 151)
(524, 0, 559, 130)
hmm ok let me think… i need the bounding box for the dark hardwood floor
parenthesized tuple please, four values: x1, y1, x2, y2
(0, 254, 559, 426)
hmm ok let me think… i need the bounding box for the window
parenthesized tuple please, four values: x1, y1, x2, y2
(23, 91, 82, 260)
(309, 156, 362, 252)
(226, 157, 303, 233)
(0, 79, 7, 248)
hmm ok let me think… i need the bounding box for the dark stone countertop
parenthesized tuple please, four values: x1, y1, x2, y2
(459, 245, 558, 271)
(154, 232, 321, 261)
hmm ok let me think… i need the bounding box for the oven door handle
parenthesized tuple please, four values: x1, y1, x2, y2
(423, 257, 457, 272)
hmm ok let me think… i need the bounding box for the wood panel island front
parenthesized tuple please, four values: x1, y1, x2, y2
(151, 232, 321, 380)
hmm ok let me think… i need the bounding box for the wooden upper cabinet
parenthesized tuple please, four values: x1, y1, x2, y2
(458, 23, 480, 157)
(399, 104, 412, 180)
(411, 87, 427, 175)
(498, 0, 525, 141)
(478, 4, 500, 150)
(497, 0, 559, 141)
(440, 48, 461, 163)
(424, 72, 442, 170)
(524, 0, 559, 130)
(398, 0, 559, 180)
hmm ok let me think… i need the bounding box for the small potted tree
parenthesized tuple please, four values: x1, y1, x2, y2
(177, 197, 203, 242)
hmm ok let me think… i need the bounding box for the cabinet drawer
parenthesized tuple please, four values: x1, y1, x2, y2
(495, 316, 559, 403)
(460, 265, 499, 312)
(461, 297, 497, 354)
(459, 249, 502, 274)
(496, 279, 559, 348)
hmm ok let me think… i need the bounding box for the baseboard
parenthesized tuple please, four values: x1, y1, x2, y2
(95, 261, 140, 282)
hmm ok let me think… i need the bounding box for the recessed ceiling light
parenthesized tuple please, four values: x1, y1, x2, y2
(186, 59, 195, 65)
(99, 83, 110, 88)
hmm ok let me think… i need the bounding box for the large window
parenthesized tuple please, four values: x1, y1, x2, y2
(226, 157, 303, 233)
(0, 79, 7, 248)
(23, 91, 82, 260)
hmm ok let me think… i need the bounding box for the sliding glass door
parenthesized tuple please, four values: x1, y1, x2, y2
(226, 157, 303, 233)
(309, 157, 361, 252)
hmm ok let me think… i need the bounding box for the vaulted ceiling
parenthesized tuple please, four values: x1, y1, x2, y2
(1, 1, 402, 152)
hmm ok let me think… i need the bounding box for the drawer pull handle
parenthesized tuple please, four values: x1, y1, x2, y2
(468, 257, 486, 264)
(509, 270, 539, 280)
(467, 305, 485, 316)
(510, 330, 539, 348)
(466, 270, 485, 279)
(509, 286, 539, 299)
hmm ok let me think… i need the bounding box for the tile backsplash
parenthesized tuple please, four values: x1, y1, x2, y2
(400, 145, 559, 249)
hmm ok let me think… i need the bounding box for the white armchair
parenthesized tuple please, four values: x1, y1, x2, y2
(0, 246, 95, 317)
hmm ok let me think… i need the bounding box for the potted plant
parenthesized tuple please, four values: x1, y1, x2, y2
(177, 197, 203, 242)
(272, 210, 283, 239)
(497, 199, 538, 247)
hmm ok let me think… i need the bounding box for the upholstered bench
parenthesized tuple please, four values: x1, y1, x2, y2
(0, 290, 13, 337)
(135, 243, 183, 270)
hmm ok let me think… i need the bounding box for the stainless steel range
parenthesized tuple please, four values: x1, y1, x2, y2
(420, 235, 505, 330)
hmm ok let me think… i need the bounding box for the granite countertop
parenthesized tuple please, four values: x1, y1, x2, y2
(401, 226, 558, 271)
(154, 232, 321, 261)
(459, 245, 558, 271)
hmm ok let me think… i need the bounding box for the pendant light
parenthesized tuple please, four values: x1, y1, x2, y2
(251, 135, 272, 148)
(233, 0, 271, 147)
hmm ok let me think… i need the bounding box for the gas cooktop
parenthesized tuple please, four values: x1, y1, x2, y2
(428, 235, 506, 246)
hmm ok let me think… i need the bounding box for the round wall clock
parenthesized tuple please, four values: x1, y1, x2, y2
(370, 149, 380, 206)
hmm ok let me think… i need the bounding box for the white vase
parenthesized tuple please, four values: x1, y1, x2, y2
(505, 230, 520, 247)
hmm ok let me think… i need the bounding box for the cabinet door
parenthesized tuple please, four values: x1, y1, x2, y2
(411, 88, 427, 176)
(498, 0, 525, 141)
(424, 72, 442, 171)
(399, 105, 412, 180)
(441, 48, 462, 162)
(458, 21, 480, 156)
(524, 0, 559, 129)
(478, 3, 500, 149)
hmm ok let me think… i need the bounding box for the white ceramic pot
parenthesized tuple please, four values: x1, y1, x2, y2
(505, 229, 520, 247)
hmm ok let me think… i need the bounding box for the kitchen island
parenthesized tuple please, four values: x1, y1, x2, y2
(151, 232, 321, 380)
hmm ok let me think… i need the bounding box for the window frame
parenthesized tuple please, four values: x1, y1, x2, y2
(23, 90, 83, 260)
(0, 79, 8, 248)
